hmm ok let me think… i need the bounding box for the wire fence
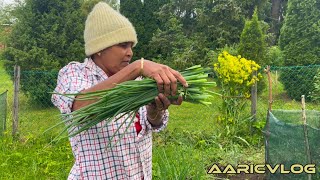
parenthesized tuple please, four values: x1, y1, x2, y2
(0, 65, 320, 137)
(255, 65, 320, 123)
(0, 67, 60, 137)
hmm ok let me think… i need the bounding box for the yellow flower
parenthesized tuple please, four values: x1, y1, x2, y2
(214, 51, 261, 96)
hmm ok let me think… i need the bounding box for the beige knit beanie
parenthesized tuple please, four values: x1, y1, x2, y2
(84, 2, 138, 56)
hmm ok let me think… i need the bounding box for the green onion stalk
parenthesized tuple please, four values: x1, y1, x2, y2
(49, 65, 219, 141)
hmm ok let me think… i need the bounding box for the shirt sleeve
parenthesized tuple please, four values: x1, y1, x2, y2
(146, 110, 169, 132)
(139, 106, 169, 133)
(135, 77, 169, 132)
(51, 63, 92, 114)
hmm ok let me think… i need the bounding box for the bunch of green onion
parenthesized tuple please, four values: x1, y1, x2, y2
(50, 65, 218, 139)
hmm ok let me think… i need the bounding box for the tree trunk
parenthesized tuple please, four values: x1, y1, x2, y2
(270, 0, 282, 45)
(271, 0, 281, 23)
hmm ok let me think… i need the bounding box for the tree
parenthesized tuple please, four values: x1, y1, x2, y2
(120, 0, 144, 60)
(120, 0, 169, 60)
(270, 0, 285, 43)
(148, 16, 191, 69)
(279, 0, 320, 66)
(239, 0, 270, 18)
(141, 0, 168, 58)
(149, 1, 211, 70)
(278, 0, 320, 100)
(238, 8, 267, 65)
(196, 0, 245, 49)
(3, 0, 86, 105)
(238, 8, 267, 121)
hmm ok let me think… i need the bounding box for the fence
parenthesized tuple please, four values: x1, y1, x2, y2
(265, 109, 320, 180)
(0, 66, 60, 137)
(255, 65, 320, 124)
(261, 66, 320, 180)
(0, 90, 7, 135)
(0, 64, 319, 137)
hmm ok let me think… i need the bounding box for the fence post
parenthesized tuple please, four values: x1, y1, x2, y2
(12, 65, 20, 138)
(0, 90, 8, 135)
(301, 95, 312, 180)
(251, 71, 257, 121)
(265, 66, 272, 111)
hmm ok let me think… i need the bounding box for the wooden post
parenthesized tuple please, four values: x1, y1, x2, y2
(275, 70, 278, 86)
(12, 65, 20, 138)
(0, 90, 8, 135)
(265, 66, 273, 111)
(301, 95, 312, 180)
(251, 71, 257, 121)
(3, 90, 7, 132)
(264, 66, 272, 179)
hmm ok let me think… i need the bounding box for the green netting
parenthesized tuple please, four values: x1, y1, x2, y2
(0, 90, 7, 135)
(265, 110, 320, 180)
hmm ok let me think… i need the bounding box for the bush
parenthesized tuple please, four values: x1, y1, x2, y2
(213, 51, 262, 137)
(279, 66, 318, 101)
(206, 44, 238, 79)
(3, 47, 60, 106)
(3, 0, 85, 105)
(279, 0, 320, 66)
(207, 44, 238, 65)
(310, 69, 320, 102)
(265, 46, 284, 67)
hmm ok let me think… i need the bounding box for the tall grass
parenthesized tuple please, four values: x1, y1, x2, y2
(0, 60, 73, 179)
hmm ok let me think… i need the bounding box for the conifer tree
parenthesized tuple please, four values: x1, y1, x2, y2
(279, 0, 320, 66)
(279, 0, 320, 100)
(238, 8, 266, 120)
(238, 8, 266, 65)
(3, 0, 86, 105)
(120, 0, 144, 60)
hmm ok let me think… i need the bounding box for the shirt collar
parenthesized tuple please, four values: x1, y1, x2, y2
(84, 57, 109, 80)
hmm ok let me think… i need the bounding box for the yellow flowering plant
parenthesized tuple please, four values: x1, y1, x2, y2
(214, 51, 261, 137)
(214, 51, 261, 97)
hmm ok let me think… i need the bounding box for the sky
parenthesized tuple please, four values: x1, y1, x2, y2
(2, 0, 15, 6)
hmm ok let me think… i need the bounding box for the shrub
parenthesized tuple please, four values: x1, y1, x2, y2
(279, 66, 318, 101)
(309, 69, 320, 102)
(3, 0, 85, 105)
(265, 46, 284, 67)
(214, 51, 261, 138)
(279, 0, 320, 101)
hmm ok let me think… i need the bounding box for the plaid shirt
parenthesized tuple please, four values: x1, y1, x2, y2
(52, 58, 168, 180)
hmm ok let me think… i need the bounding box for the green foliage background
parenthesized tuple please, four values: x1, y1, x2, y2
(279, 0, 320, 100)
(2, 0, 86, 104)
(1, 0, 297, 93)
(0, 0, 320, 179)
(238, 8, 267, 66)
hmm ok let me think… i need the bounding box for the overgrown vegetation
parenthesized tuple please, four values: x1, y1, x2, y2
(214, 51, 261, 141)
(310, 69, 320, 102)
